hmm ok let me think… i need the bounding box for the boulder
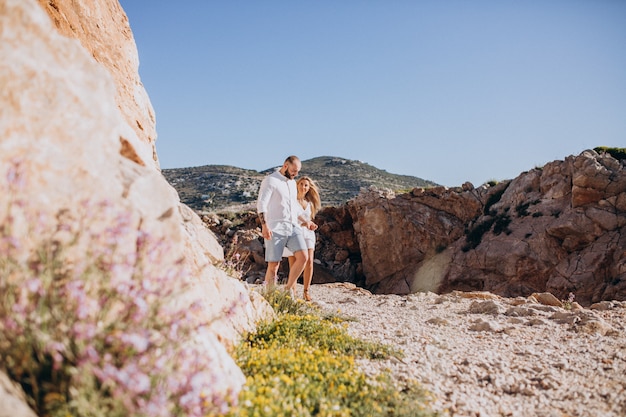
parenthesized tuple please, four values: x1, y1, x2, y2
(0, 0, 273, 411)
(0, 372, 36, 417)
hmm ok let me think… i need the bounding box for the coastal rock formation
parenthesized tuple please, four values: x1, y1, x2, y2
(0, 0, 272, 411)
(440, 150, 626, 305)
(316, 150, 625, 305)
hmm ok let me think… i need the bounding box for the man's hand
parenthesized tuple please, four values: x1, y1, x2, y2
(261, 223, 272, 239)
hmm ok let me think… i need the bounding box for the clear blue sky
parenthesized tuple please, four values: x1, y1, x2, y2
(119, 0, 625, 187)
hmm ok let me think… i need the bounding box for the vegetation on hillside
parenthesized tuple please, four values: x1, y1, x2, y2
(594, 146, 626, 161)
(162, 156, 438, 211)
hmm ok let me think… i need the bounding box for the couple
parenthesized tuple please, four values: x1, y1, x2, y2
(257, 155, 321, 301)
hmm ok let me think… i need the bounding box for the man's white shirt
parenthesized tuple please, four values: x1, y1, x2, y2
(257, 170, 305, 236)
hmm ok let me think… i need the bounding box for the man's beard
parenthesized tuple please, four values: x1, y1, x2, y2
(284, 171, 295, 179)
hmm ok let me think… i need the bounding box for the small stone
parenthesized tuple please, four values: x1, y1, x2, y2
(590, 301, 615, 311)
(531, 292, 563, 307)
(469, 300, 503, 315)
(426, 317, 450, 326)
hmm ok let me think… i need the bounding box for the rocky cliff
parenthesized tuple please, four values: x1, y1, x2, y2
(0, 0, 271, 413)
(322, 149, 626, 305)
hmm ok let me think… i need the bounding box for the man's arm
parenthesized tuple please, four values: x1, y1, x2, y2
(257, 177, 273, 239)
(256, 176, 273, 215)
(259, 212, 272, 239)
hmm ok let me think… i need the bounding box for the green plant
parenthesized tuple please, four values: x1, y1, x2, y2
(1, 160, 238, 417)
(258, 286, 321, 316)
(219, 234, 252, 279)
(226, 310, 435, 417)
(516, 202, 530, 217)
(463, 217, 496, 251)
(594, 146, 626, 161)
(515, 199, 541, 217)
(562, 292, 576, 310)
(483, 183, 509, 215)
(247, 314, 401, 360)
(492, 214, 512, 235)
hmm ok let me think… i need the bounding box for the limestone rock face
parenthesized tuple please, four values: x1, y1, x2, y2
(1, 0, 273, 410)
(0, 372, 36, 417)
(36, 0, 157, 168)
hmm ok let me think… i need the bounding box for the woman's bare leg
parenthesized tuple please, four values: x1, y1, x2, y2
(303, 248, 314, 301)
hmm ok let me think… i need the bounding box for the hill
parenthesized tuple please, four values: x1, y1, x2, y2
(161, 156, 438, 212)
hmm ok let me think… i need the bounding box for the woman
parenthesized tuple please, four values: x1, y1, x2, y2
(285, 176, 321, 301)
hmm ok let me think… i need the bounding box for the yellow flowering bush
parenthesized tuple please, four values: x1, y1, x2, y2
(260, 286, 320, 316)
(225, 291, 438, 417)
(247, 314, 400, 359)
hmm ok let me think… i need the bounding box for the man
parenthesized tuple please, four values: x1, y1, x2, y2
(257, 155, 317, 296)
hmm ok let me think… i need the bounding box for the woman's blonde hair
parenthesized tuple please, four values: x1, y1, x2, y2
(298, 176, 321, 219)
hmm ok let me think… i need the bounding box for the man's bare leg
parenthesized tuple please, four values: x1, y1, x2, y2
(264, 261, 279, 287)
(285, 250, 308, 293)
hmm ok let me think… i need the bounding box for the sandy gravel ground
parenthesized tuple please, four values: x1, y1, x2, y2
(300, 282, 626, 417)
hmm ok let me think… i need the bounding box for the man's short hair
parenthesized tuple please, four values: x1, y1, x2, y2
(285, 155, 300, 164)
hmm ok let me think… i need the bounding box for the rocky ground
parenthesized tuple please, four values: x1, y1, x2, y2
(300, 283, 626, 417)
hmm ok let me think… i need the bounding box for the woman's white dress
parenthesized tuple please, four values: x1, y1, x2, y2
(282, 201, 315, 257)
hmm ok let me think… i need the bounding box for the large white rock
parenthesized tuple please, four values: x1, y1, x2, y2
(0, 372, 36, 417)
(0, 0, 273, 411)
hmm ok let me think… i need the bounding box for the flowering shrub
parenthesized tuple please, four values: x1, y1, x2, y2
(562, 292, 576, 310)
(259, 286, 320, 316)
(0, 161, 239, 416)
(226, 291, 436, 417)
(247, 313, 400, 360)
(221, 234, 251, 280)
